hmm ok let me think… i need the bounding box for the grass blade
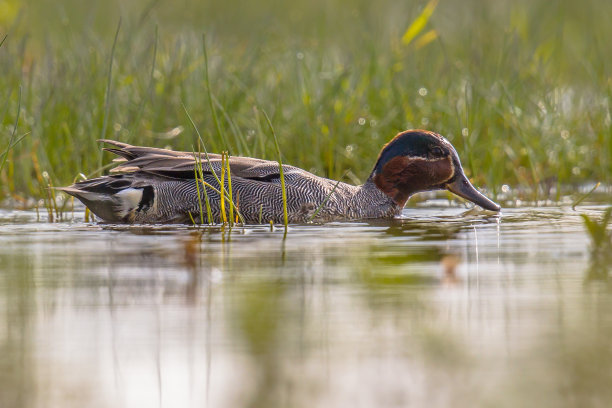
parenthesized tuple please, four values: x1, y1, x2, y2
(0, 85, 22, 174)
(131, 24, 158, 138)
(202, 34, 228, 151)
(308, 172, 346, 222)
(401, 0, 439, 46)
(225, 151, 235, 226)
(194, 142, 213, 225)
(188, 211, 197, 226)
(219, 152, 227, 224)
(261, 109, 288, 228)
(192, 148, 205, 225)
(100, 18, 121, 165)
(183, 102, 245, 224)
(572, 182, 600, 210)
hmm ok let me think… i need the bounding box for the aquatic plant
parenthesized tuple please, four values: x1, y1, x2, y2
(581, 208, 612, 284)
(581, 208, 612, 256)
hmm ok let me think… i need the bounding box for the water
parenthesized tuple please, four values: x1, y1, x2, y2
(1, 205, 611, 408)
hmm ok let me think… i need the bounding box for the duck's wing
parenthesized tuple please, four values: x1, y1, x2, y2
(99, 139, 296, 181)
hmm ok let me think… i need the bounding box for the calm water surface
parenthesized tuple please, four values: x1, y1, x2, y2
(1, 205, 611, 408)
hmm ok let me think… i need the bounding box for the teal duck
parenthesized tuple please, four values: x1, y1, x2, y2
(59, 130, 500, 224)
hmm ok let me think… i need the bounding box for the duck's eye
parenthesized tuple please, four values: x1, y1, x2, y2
(429, 146, 445, 158)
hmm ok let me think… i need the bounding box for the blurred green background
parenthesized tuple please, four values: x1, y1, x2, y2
(1, 0, 611, 202)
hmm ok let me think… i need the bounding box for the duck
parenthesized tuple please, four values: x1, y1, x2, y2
(59, 130, 500, 224)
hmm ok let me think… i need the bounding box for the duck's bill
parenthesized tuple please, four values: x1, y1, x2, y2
(446, 175, 501, 212)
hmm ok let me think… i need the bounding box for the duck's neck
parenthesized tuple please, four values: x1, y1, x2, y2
(348, 179, 403, 219)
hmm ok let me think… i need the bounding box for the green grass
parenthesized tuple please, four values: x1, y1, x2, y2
(581, 208, 612, 255)
(262, 109, 289, 228)
(1, 0, 612, 205)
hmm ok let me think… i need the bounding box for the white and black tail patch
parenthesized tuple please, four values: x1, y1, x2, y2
(115, 185, 155, 221)
(115, 188, 144, 218)
(137, 186, 155, 212)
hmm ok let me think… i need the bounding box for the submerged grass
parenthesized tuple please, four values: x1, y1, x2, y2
(1, 0, 612, 206)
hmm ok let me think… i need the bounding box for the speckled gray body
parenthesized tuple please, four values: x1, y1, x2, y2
(60, 140, 400, 224)
(152, 170, 398, 224)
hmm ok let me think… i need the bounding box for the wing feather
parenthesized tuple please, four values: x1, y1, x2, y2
(99, 140, 295, 181)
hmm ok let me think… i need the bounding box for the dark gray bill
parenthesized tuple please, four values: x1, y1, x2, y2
(446, 175, 501, 212)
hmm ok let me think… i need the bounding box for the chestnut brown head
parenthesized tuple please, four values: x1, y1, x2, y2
(369, 130, 500, 211)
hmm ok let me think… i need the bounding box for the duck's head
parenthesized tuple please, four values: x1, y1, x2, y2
(369, 130, 500, 211)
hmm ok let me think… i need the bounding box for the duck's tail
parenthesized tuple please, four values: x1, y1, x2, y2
(57, 175, 153, 223)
